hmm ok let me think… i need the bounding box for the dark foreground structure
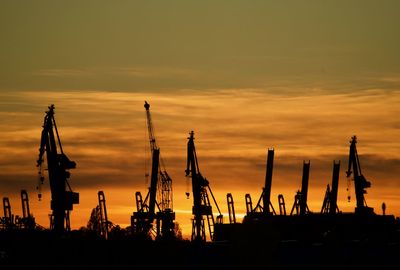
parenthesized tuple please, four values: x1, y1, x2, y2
(0, 228, 399, 270)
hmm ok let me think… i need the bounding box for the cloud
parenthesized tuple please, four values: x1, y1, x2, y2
(0, 88, 400, 230)
(31, 66, 200, 81)
(32, 68, 94, 77)
(112, 67, 200, 79)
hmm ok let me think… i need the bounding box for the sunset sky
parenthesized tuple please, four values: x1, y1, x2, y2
(1, 1, 400, 238)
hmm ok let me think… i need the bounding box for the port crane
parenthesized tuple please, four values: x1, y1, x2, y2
(1, 197, 13, 230)
(346, 136, 373, 214)
(16, 190, 36, 229)
(88, 191, 112, 239)
(321, 161, 340, 215)
(37, 105, 79, 233)
(290, 161, 311, 215)
(131, 101, 175, 239)
(245, 149, 277, 219)
(186, 131, 222, 242)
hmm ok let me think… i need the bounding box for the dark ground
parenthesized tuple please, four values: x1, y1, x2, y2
(1, 229, 399, 270)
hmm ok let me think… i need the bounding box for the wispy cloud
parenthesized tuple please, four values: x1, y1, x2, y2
(31, 66, 200, 80)
(112, 67, 200, 79)
(32, 68, 94, 77)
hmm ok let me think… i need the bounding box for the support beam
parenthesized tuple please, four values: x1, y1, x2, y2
(227, 193, 236, 224)
(300, 161, 310, 216)
(21, 190, 30, 219)
(98, 191, 109, 239)
(329, 161, 340, 215)
(278, 194, 286, 216)
(262, 149, 274, 215)
(149, 148, 160, 215)
(245, 194, 253, 214)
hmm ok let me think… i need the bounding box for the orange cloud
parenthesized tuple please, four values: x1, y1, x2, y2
(0, 89, 399, 237)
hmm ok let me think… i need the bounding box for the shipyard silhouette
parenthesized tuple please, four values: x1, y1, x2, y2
(0, 103, 399, 269)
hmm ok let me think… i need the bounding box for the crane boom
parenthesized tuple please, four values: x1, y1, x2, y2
(144, 101, 158, 152)
(37, 105, 79, 233)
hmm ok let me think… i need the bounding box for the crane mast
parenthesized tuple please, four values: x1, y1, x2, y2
(186, 131, 222, 242)
(36, 105, 79, 233)
(346, 136, 373, 214)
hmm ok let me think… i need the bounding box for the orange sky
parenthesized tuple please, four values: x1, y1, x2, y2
(1, 89, 399, 238)
(1, 1, 400, 240)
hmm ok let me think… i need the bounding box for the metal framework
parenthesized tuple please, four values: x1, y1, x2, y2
(245, 194, 253, 214)
(37, 104, 79, 233)
(131, 101, 175, 239)
(321, 161, 340, 214)
(186, 131, 222, 242)
(252, 149, 276, 215)
(1, 197, 13, 230)
(278, 194, 286, 216)
(290, 161, 311, 215)
(346, 136, 374, 214)
(227, 193, 236, 224)
(98, 191, 109, 239)
(17, 190, 36, 229)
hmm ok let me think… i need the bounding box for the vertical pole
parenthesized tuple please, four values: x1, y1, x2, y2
(263, 149, 274, 214)
(330, 161, 340, 215)
(149, 149, 160, 215)
(278, 194, 286, 216)
(300, 161, 310, 216)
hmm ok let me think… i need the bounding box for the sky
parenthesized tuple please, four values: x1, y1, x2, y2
(1, 1, 400, 238)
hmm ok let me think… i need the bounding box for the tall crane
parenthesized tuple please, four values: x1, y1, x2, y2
(346, 136, 374, 214)
(131, 101, 175, 239)
(36, 105, 79, 233)
(186, 131, 222, 242)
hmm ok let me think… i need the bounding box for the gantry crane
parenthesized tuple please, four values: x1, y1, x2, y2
(290, 161, 311, 216)
(88, 191, 112, 239)
(37, 105, 79, 233)
(244, 149, 277, 220)
(131, 101, 175, 239)
(1, 197, 13, 230)
(346, 136, 374, 215)
(186, 131, 222, 242)
(321, 161, 340, 215)
(16, 190, 36, 229)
